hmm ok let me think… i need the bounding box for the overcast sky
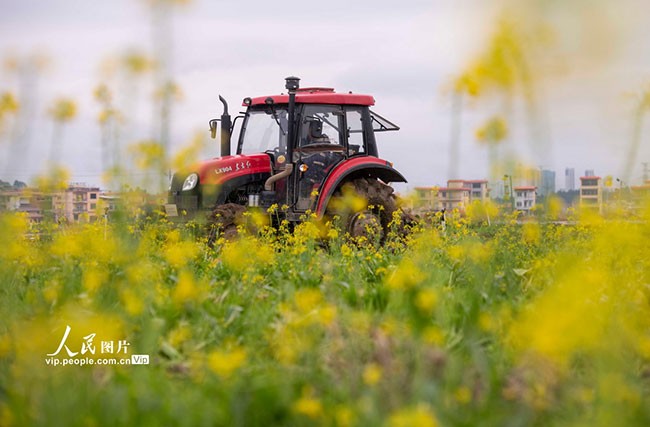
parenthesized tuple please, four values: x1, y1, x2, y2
(1, 0, 649, 191)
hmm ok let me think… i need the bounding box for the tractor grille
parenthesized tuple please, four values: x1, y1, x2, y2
(169, 173, 200, 214)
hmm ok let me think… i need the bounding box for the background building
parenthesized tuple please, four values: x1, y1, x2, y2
(412, 187, 440, 211)
(565, 168, 575, 190)
(412, 179, 489, 213)
(0, 189, 46, 222)
(52, 184, 101, 222)
(514, 186, 537, 214)
(540, 169, 556, 197)
(438, 182, 471, 212)
(580, 176, 602, 213)
(440, 179, 489, 212)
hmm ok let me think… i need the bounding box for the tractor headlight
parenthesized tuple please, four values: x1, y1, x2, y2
(182, 173, 199, 191)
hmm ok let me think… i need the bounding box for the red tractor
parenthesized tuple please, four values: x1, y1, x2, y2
(166, 76, 408, 240)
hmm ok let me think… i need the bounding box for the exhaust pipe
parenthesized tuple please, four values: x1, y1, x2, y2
(284, 76, 300, 162)
(264, 164, 293, 191)
(219, 95, 231, 157)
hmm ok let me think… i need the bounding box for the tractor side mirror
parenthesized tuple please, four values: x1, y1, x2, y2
(209, 119, 218, 139)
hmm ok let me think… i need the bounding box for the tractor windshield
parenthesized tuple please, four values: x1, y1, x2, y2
(238, 107, 288, 155)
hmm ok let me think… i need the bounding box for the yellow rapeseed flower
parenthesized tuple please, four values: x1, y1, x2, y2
(334, 406, 354, 427)
(0, 334, 12, 358)
(221, 238, 274, 273)
(329, 185, 367, 214)
(164, 240, 199, 269)
(128, 140, 166, 170)
(509, 269, 610, 366)
(0, 403, 14, 427)
(386, 258, 424, 290)
(168, 323, 192, 348)
(362, 362, 382, 386)
(49, 231, 84, 259)
(42, 280, 61, 305)
(327, 227, 339, 239)
(454, 386, 472, 404)
(447, 245, 465, 262)
(48, 98, 77, 122)
(120, 287, 144, 316)
(125, 261, 161, 286)
(293, 388, 323, 420)
(478, 311, 494, 332)
(388, 403, 438, 427)
(207, 346, 247, 378)
(475, 116, 508, 145)
(294, 288, 323, 314)
(82, 266, 107, 294)
(33, 166, 70, 193)
(546, 195, 564, 220)
(317, 304, 337, 327)
(0, 91, 19, 115)
(172, 270, 205, 306)
(466, 241, 493, 263)
(422, 326, 444, 346)
(340, 243, 353, 257)
(171, 132, 206, 171)
(522, 222, 541, 245)
(414, 288, 438, 314)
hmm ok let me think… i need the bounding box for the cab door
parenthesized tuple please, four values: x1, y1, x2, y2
(293, 104, 346, 211)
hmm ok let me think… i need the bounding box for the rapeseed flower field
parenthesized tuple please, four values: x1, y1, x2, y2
(1, 200, 649, 426)
(2, 2, 650, 425)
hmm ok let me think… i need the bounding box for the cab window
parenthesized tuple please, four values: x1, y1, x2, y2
(345, 107, 365, 155)
(299, 105, 343, 147)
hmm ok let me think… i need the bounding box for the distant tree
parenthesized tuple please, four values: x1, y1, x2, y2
(12, 180, 27, 189)
(555, 190, 579, 206)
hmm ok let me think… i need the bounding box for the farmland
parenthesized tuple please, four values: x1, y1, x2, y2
(1, 205, 650, 427)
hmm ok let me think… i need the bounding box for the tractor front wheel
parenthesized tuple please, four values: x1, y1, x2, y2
(206, 203, 246, 246)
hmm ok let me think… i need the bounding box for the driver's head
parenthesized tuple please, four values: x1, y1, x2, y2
(309, 119, 323, 139)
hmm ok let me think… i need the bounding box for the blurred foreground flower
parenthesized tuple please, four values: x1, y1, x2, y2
(207, 346, 247, 379)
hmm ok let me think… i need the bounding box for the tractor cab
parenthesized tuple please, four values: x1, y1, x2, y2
(230, 81, 400, 215)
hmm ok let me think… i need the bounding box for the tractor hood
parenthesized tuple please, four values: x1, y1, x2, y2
(169, 153, 272, 213)
(194, 153, 272, 186)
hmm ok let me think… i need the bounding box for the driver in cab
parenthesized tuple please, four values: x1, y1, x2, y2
(299, 119, 338, 199)
(304, 119, 330, 145)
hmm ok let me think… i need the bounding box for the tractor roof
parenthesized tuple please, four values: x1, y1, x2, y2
(246, 87, 375, 107)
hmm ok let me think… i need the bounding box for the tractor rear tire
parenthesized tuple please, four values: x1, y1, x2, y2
(206, 203, 246, 246)
(327, 177, 399, 241)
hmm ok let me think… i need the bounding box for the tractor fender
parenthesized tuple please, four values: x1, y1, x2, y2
(315, 157, 407, 216)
